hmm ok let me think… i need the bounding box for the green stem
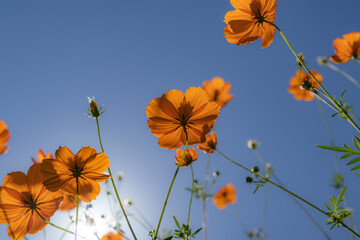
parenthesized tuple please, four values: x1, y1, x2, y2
(59, 222, 73, 240)
(35, 209, 74, 236)
(95, 117, 137, 240)
(154, 136, 189, 239)
(216, 149, 360, 239)
(187, 165, 195, 226)
(254, 149, 332, 240)
(266, 21, 360, 133)
(317, 100, 359, 238)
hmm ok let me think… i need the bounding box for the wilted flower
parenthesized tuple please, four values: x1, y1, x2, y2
(213, 183, 237, 209)
(317, 56, 329, 66)
(224, 0, 277, 48)
(247, 139, 259, 150)
(175, 147, 198, 167)
(212, 171, 220, 177)
(117, 172, 124, 181)
(198, 131, 218, 154)
(202, 77, 234, 108)
(288, 69, 323, 101)
(146, 87, 220, 149)
(124, 199, 133, 206)
(329, 32, 360, 64)
(0, 120, 10, 155)
(41, 146, 110, 202)
(0, 164, 63, 239)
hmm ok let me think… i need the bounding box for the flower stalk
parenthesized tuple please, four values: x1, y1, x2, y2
(154, 133, 189, 239)
(216, 149, 360, 239)
(95, 117, 137, 240)
(265, 21, 360, 133)
(187, 165, 195, 226)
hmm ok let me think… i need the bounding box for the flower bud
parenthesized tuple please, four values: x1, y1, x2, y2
(247, 139, 259, 150)
(87, 97, 101, 118)
(246, 176, 253, 183)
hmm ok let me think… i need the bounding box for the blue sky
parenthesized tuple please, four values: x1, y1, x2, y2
(1, 0, 360, 239)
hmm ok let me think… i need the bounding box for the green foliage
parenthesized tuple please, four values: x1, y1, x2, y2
(317, 136, 360, 171)
(331, 89, 349, 119)
(324, 186, 352, 230)
(249, 166, 276, 194)
(331, 173, 344, 190)
(172, 216, 202, 240)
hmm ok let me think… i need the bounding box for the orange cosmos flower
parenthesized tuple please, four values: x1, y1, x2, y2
(288, 69, 323, 102)
(101, 232, 124, 240)
(197, 131, 217, 154)
(0, 164, 63, 239)
(146, 86, 220, 149)
(202, 77, 234, 108)
(329, 32, 360, 64)
(0, 120, 10, 155)
(213, 183, 237, 209)
(32, 149, 53, 164)
(224, 0, 277, 48)
(175, 147, 198, 167)
(41, 146, 110, 203)
(59, 193, 79, 211)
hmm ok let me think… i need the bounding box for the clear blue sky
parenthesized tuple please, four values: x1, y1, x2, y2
(1, 0, 360, 239)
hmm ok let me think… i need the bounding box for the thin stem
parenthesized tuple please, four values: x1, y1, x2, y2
(187, 165, 195, 226)
(202, 198, 208, 240)
(134, 205, 154, 230)
(95, 117, 137, 240)
(35, 209, 74, 235)
(254, 149, 332, 240)
(325, 62, 360, 89)
(216, 149, 360, 239)
(263, 185, 269, 239)
(316, 100, 341, 173)
(317, 100, 359, 238)
(230, 204, 248, 234)
(266, 20, 360, 133)
(43, 228, 47, 240)
(59, 222, 73, 240)
(154, 136, 189, 239)
(75, 178, 79, 240)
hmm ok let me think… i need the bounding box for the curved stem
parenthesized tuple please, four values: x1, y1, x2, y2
(154, 135, 189, 239)
(266, 21, 360, 133)
(187, 165, 195, 226)
(216, 149, 360, 239)
(35, 209, 74, 235)
(95, 117, 137, 240)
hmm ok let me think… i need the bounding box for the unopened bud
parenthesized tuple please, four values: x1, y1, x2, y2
(296, 54, 305, 67)
(247, 139, 259, 150)
(87, 97, 101, 118)
(317, 56, 329, 66)
(246, 176, 253, 183)
(117, 172, 124, 181)
(212, 170, 220, 177)
(124, 199, 133, 206)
